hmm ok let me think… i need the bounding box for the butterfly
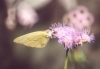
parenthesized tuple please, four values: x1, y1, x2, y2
(13, 30, 53, 48)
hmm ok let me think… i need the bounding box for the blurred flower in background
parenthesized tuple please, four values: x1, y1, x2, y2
(5, 0, 52, 30)
(5, 7, 17, 30)
(63, 6, 94, 30)
(17, 2, 38, 28)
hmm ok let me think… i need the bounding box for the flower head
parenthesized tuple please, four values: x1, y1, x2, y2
(63, 6, 94, 30)
(50, 23, 94, 50)
(17, 2, 38, 27)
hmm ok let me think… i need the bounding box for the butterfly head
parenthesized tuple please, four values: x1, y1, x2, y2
(46, 29, 54, 38)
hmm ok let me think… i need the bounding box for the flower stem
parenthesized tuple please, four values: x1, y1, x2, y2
(64, 50, 69, 69)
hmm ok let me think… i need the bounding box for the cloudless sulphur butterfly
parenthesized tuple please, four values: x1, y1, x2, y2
(14, 30, 52, 48)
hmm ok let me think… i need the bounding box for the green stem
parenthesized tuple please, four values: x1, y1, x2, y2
(64, 50, 69, 69)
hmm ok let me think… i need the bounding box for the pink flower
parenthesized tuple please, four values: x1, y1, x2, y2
(81, 29, 94, 42)
(63, 6, 94, 30)
(74, 36, 82, 45)
(50, 23, 94, 50)
(17, 2, 38, 27)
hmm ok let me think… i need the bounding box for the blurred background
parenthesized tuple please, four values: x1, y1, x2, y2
(0, 0, 100, 69)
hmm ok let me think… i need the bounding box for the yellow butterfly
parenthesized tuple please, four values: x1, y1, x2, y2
(13, 30, 53, 48)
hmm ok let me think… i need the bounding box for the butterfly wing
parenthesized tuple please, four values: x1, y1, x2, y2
(14, 31, 50, 48)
